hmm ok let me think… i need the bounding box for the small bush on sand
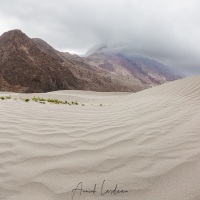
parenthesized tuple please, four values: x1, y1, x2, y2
(71, 101, 78, 105)
(0, 96, 11, 100)
(6, 96, 11, 99)
(32, 97, 38, 102)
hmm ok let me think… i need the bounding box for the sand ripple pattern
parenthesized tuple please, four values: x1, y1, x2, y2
(1, 75, 200, 200)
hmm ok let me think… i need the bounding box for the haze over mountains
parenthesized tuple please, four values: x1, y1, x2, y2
(0, 29, 183, 93)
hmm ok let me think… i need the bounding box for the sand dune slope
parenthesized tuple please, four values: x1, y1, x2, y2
(0, 75, 200, 200)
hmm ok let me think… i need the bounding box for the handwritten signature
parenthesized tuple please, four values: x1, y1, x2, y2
(72, 180, 128, 200)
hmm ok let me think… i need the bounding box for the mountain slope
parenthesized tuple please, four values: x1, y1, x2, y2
(33, 38, 146, 92)
(0, 30, 84, 92)
(0, 29, 183, 93)
(86, 52, 183, 86)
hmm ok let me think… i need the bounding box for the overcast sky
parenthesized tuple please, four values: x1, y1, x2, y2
(0, 0, 200, 75)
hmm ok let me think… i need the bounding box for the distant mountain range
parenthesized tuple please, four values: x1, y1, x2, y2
(0, 30, 183, 93)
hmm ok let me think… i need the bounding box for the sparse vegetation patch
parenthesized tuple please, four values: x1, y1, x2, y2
(0, 95, 104, 107)
(0, 96, 11, 100)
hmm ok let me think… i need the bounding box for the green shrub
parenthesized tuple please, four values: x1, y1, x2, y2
(71, 101, 78, 105)
(32, 97, 38, 102)
(39, 97, 46, 101)
(30, 96, 81, 106)
(6, 96, 11, 99)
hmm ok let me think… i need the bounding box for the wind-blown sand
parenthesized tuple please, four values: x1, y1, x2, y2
(0, 75, 200, 200)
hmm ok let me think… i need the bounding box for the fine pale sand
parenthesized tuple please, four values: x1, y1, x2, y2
(0, 75, 200, 200)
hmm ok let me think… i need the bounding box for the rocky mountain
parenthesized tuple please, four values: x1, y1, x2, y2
(0, 30, 84, 92)
(0, 29, 183, 93)
(86, 52, 183, 87)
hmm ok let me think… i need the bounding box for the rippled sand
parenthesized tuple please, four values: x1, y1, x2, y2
(0, 75, 200, 200)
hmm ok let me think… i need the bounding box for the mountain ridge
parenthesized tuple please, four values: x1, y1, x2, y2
(0, 29, 183, 93)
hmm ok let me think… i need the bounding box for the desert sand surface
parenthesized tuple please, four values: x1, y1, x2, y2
(0, 75, 200, 200)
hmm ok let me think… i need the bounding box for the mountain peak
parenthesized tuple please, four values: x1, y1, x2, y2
(7, 29, 23, 33)
(0, 29, 29, 45)
(1, 29, 26, 38)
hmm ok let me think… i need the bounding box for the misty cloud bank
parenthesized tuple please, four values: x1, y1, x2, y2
(0, 0, 200, 75)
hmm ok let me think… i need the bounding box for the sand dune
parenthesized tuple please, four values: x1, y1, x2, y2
(0, 75, 200, 200)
